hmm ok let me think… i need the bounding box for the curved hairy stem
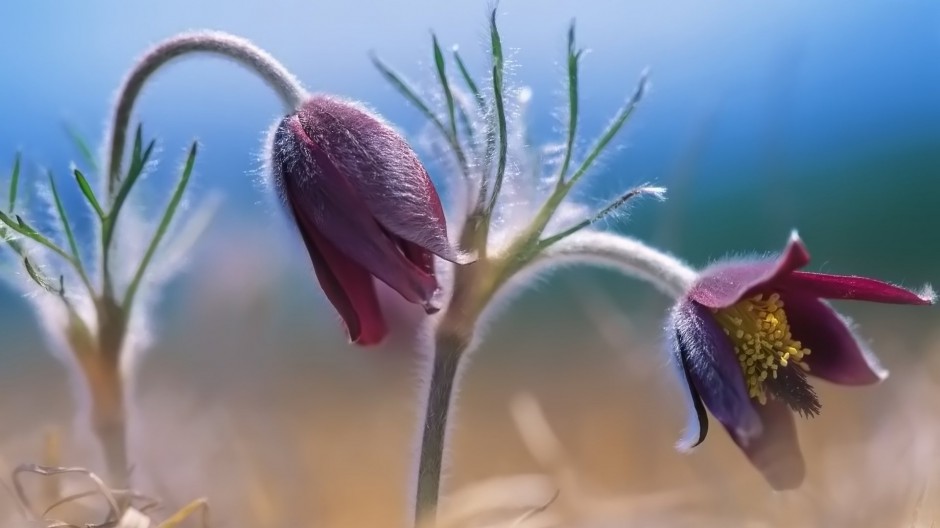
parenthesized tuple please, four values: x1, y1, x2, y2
(534, 231, 696, 298)
(411, 233, 696, 525)
(105, 30, 307, 196)
(88, 31, 308, 495)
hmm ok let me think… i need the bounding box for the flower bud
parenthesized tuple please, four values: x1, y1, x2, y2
(269, 95, 468, 345)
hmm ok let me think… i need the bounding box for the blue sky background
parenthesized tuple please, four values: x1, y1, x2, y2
(1, 1, 938, 345)
(3, 1, 938, 196)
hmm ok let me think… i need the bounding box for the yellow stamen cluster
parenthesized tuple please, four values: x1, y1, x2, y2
(712, 293, 811, 404)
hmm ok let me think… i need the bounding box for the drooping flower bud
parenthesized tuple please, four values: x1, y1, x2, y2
(269, 95, 469, 345)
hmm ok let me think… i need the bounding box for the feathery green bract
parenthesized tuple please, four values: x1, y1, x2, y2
(73, 168, 105, 220)
(538, 187, 655, 249)
(567, 72, 648, 187)
(22, 257, 62, 295)
(485, 8, 509, 217)
(105, 126, 156, 253)
(48, 171, 83, 269)
(0, 210, 74, 263)
(372, 54, 449, 139)
(372, 52, 469, 175)
(453, 49, 485, 112)
(454, 48, 497, 207)
(557, 22, 582, 185)
(432, 34, 459, 144)
(123, 142, 198, 312)
(8, 152, 21, 212)
(64, 123, 99, 174)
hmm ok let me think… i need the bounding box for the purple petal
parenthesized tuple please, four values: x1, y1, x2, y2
(783, 294, 888, 385)
(670, 301, 762, 445)
(724, 398, 805, 490)
(296, 96, 471, 264)
(292, 209, 387, 345)
(782, 272, 935, 305)
(689, 232, 810, 309)
(275, 115, 440, 311)
(667, 324, 709, 451)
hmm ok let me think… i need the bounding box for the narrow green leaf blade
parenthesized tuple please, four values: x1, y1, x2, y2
(568, 71, 649, 187)
(0, 209, 73, 262)
(48, 171, 82, 265)
(557, 21, 581, 184)
(104, 137, 156, 255)
(131, 125, 143, 175)
(432, 33, 459, 143)
(8, 152, 21, 212)
(23, 257, 59, 293)
(371, 54, 449, 136)
(123, 142, 198, 312)
(64, 123, 99, 174)
(73, 168, 105, 220)
(485, 8, 509, 216)
(371, 52, 469, 175)
(453, 49, 485, 112)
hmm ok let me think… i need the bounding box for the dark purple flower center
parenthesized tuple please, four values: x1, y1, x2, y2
(711, 293, 821, 417)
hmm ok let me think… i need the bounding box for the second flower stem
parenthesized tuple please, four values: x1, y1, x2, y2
(413, 334, 464, 525)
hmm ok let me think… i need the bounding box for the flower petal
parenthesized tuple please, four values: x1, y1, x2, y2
(275, 115, 440, 311)
(292, 211, 387, 345)
(297, 96, 471, 264)
(397, 237, 443, 314)
(690, 232, 810, 309)
(783, 294, 888, 385)
(784, 272, 935, 305)
(670, 301, 762, 444)
(724, 398, 805, 490)
(667, 326, 709, 451)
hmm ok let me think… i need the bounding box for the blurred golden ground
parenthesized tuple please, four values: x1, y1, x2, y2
(0, 302, 938, 527)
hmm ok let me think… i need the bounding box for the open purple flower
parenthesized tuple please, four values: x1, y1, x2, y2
(668, 232, 935, 489)
(270, 95, 469, 345)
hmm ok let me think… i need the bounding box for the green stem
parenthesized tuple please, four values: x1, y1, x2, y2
(413, 334, 465, 525)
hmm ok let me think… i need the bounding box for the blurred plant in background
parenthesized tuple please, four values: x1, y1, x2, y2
(0, 30, 309, 516)
(1, 123, 200, 493)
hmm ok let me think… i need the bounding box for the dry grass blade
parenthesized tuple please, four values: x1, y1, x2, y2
(41, 428, 63, 508)
(509, 489, 560, 528)
(43, 490, 160, 520)
(156, 498, 210, 528)
(509, 395, 569, 476)
(433, 474, 559, 528)
(12, 464, 121, 523)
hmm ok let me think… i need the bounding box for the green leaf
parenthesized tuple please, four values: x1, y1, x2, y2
(0, 209, 69, 259)
(454, 48, 497, 208)
(64, 123, 99, 174)
(537, 186, 666, 249)
(557, 21, 582, 185)
(567, 71, 649, 187)
(432, 34, 459, 143)
(453, 49, 485, 112)
(8, 152, 21, 212)
(23, 257, 60, 294)
(73, 168, 105, 220)
(123, 142, 198, 312)
(371, 52, 469, 174)
(372, 54, 448, 136)
(485, 8, 509, 217)
(455, 100, 476, 148)
(48, 171, 83, 267)
(130, 124, 143, 178)
(104, 136, 155, 253)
